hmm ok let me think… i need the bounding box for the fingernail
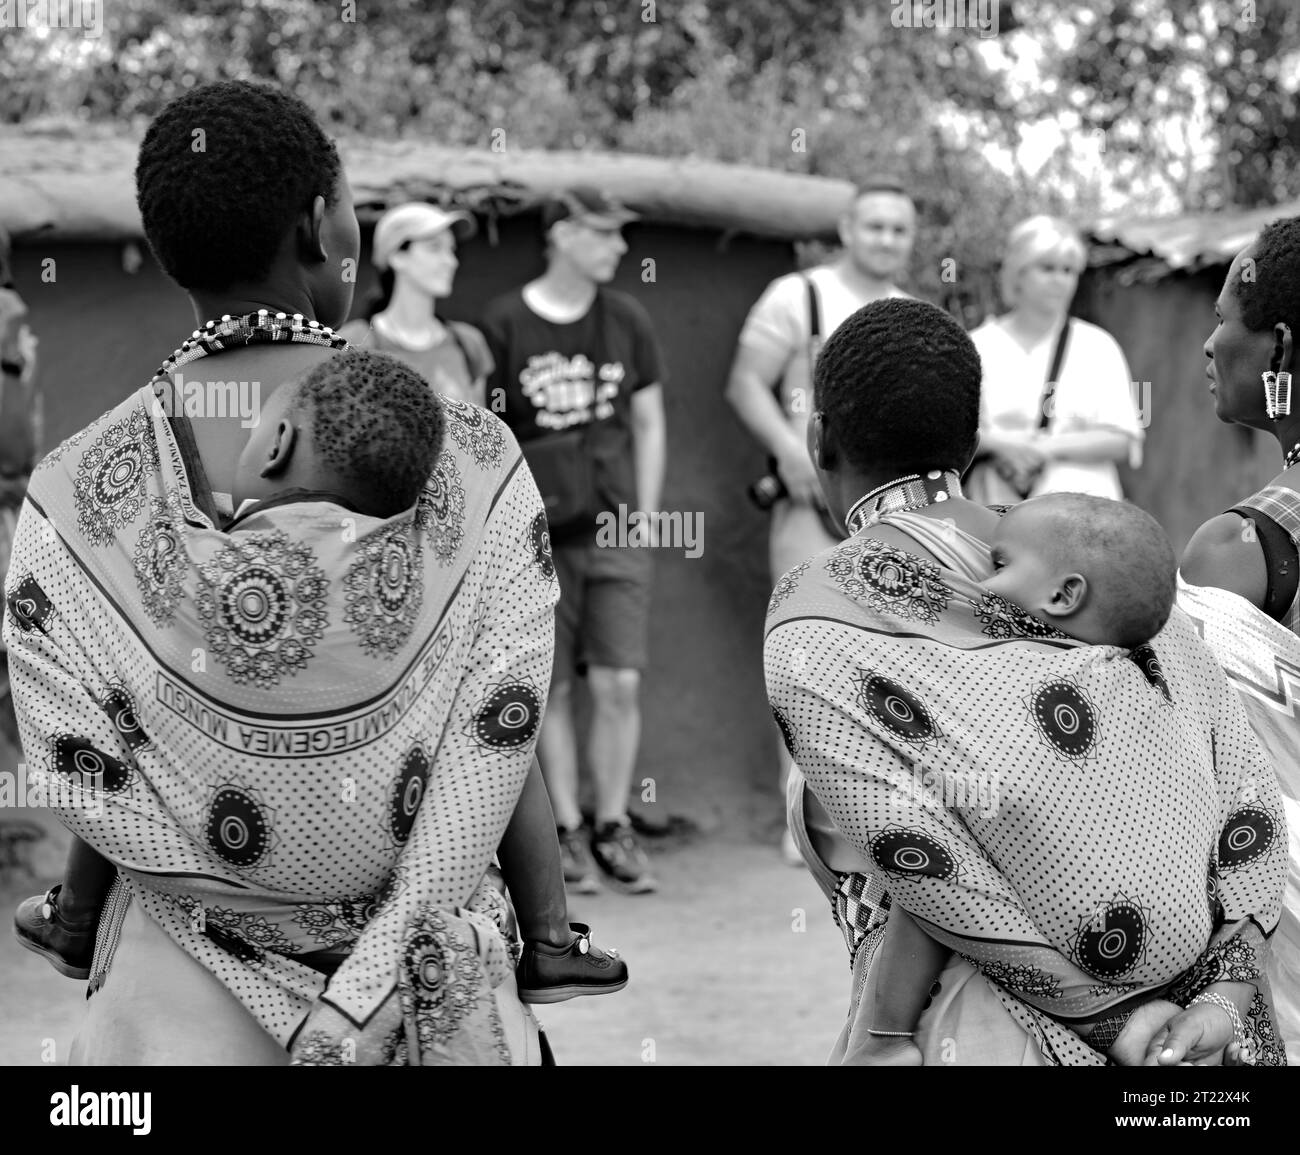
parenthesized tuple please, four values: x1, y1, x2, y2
(1160, 1047, 1175, 1059)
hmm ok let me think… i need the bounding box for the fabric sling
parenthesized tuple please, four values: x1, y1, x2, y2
(3, 326, 560, 1064)
(1177, 575, 1300, 1063)
(766, 515, 1289, 1065)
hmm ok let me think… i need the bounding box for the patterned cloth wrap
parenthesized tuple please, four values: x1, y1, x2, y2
(1178, 576, 1300, 1064)
(766, 525, 1289, 1065)
(2, 371, 560, 1065)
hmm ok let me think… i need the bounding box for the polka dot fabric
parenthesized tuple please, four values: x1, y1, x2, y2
(766, 529, 1288, 1064)
(4, 377, 558, 1064)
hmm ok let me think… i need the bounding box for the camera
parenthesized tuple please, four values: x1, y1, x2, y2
(747, 472, 788, 511)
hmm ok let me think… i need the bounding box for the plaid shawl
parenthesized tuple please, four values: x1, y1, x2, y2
(1178, 576, 1300, 1064)
(3, 366, 558, 1064)
(767, 520, 1288, 1064)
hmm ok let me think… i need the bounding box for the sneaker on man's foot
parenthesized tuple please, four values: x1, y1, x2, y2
(591, 819, 657, 893)
(516, 922, 628, 1004)
(558, 826, 600, 895)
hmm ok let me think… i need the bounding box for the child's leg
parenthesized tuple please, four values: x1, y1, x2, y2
(497, 757, 571, 947)
(58, 835, 115, 922)
(14, 835, 113, 979)
(872, 905, 949, 1031)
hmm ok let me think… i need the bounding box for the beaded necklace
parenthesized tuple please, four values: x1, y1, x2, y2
(844, 469, 963, 536)
(1285, 441, 1300, 470)
(154, 310, 348, 378)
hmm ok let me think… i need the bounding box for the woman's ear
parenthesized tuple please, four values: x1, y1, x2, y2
(1043, 572, 1087, 618)
(260, 419, 298, 480)
(300, 194, 329, 264)
(808, 409, 835, 470)
(1274, 321, 1293, 374)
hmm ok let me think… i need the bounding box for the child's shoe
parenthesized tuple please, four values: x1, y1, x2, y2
(14, 885, 96, 980)
(516, 922, 628, 1004)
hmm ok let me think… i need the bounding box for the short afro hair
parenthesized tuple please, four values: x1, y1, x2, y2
(136, 80, 343, 292)
(1233, 215, 1300, 340)
(1021, 493, 1176, 649)
(289, 350, 443, 518)
(813, 298, 981, 475)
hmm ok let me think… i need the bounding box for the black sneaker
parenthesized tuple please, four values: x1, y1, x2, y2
(558, 825, 600, 895)
(516, 922, 628, 1004)
(14, 885, 96, 980)
(591, 819, 657, 894)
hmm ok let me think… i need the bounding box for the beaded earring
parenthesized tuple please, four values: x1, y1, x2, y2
(1263, 370, 1293, 419)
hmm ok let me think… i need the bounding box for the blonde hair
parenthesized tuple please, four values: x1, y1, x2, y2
(999, 216, 1087, 307)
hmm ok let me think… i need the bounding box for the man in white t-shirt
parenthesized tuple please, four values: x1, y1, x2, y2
(724, 181, 917, 862)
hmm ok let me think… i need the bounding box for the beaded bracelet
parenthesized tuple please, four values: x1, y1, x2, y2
(1188, 991, 1247, 1048)
(867, 1029, 915, 1038)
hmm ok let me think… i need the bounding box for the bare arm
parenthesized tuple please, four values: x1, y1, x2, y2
(724, 343, 821, 505)
(631, 383, 666, 517)
(1040, 428, 1132, 464)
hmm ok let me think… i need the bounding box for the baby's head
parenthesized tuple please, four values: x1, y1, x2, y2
(981, 493, 1176, 649)
(234, 349, 443, 518)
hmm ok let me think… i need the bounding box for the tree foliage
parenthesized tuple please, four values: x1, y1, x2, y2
(3, 1, 1297, 315)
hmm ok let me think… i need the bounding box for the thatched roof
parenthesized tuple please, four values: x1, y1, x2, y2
(0, 129, 855, 245)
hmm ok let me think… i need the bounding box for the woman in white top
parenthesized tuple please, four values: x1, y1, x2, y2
(340, 202, 493, 407)
(967, 216, 1143, 503)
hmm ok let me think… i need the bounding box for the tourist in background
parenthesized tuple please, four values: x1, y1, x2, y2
(966, 216, 1143, 504)
(340, 201, 492, 407)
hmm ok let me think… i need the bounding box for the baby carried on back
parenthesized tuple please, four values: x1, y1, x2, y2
(766, 493, 1289, 1064)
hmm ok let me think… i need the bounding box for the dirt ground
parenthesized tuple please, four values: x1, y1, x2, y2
(0, 802, 849, 1067)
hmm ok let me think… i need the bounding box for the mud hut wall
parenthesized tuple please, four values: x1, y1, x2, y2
(13, 219, 796, 829)
(1075, 266, 1276, 555)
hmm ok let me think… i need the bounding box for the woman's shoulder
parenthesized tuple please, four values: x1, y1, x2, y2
(967, 315, 1007, 348)
(1065, 316, 1124, 353)
(444, 321, 494, 379)
(1179, 509, 1268, 609)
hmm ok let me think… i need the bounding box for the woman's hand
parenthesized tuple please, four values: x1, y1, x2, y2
(774, 439, 825, 507)
(0, 287, 29, 360)
(853, 1033, 924, 1066)
(1107, 998, 1184, 1065)
(1144, 1003, 1234, 1066)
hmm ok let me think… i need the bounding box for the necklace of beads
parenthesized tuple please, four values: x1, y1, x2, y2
(154, 310, 348, 378)
(844, 469, 963, 536)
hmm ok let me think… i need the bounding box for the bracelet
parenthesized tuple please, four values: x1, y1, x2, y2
(866, 1028, 915, 1038)
(1188, 991, 1247, 1048)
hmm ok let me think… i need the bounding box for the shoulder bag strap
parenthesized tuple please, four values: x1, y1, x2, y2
(1037, 319, 1072, 432)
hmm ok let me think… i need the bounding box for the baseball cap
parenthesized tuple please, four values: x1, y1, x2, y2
(541, 188, 639, 232)
(371, 202, 477, 271)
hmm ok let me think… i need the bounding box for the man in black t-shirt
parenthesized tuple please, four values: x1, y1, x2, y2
(479, 189, 667, 895)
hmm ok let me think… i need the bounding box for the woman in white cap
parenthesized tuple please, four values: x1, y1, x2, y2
(340, 201, 493, 407)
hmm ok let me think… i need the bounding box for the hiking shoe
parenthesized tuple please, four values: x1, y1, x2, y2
(591, 819, 657, 894)
(14, 885, 96, 980)
(516, 922, 629, 1004)
(558, 825, 600, 895)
